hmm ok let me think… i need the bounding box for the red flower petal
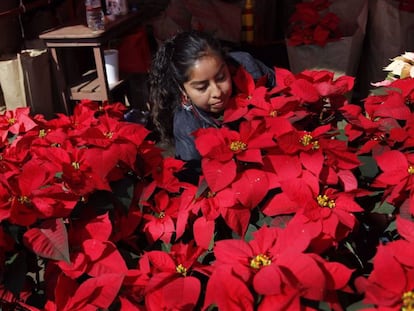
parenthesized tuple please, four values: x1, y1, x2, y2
(193, 217, 215, 249)
(202, 158, 237, 192)
(232, 169, 269, 209)
(204, 266, 254, 311)
(262, 192, 299, 216)
(161, 277, 201, 309)
(222, 205, 251, 237)
(253, 265, 282, 295)
(145, 250, 176, 271)
(396, 215, 414, 242)
(69, 273, 124, 309)
(289, 79, 320, 102)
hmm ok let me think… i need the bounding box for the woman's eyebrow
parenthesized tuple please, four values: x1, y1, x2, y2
(188, 63, 226, 87)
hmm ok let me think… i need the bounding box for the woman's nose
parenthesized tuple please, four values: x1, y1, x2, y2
(211, 83, 222, 98)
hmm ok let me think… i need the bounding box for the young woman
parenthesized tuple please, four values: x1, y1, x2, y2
(148, 30, 274, 164)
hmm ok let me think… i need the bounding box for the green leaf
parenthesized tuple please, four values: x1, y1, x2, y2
(384, 218, 397, 234)
(161, 242, 171, 253)
(244, 224, 258, 242)
(371, 200, 396, 214)
(255, 212, 276, 227)
(358, 156, 379, 179)
(369, 86, 390, 96)
(336, 119, 349, 141)
(346, 299, 374, 310)
(318, 301, 332, 311)
(344, 241, 364, 269)
(195, 178, 209, 199)
(110, 176, 135, 209)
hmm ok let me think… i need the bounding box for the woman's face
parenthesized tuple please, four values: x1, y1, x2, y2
(182, 54, 232, 114)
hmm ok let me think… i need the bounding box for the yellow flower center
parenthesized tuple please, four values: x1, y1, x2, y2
(176, 264, 187, 276)
(72, 162, 80, 170)
(250, 254, 271, 269)
(7, 118, 16, 125)
(300, 133, 320, 150)
(269, 110, 278, 117)
(39, 129, 47, 138)
(372, 134, 386, 141)
(230, 140, 247, 152)
(246, 95, 252, 100)
(105, 131, 113, 139)
(317, 194, 336, 209)
(402, 291, 414, 311)
(158, 211, 165, 219)
(18, 196, 31, 204)
(408, 166, 414, 175)
(206, 191, 216, 198)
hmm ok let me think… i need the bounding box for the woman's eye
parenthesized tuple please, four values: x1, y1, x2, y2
(216, 74, 226, 82)
(195, 85, 208, 92)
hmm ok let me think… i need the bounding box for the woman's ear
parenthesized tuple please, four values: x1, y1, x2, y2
(179, 86, 191, 106)
(180, 92, 191, 106)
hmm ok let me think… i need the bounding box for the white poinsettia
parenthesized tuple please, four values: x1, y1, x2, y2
(372, 51, 414, 86)
(384, 52, 414, 79)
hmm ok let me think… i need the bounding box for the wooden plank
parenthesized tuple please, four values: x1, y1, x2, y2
(79, 78, 100, 93)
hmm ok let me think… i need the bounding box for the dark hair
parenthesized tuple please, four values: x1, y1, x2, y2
(148, 30, 226, 142)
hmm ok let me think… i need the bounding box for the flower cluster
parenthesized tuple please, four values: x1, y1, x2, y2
(372, 52, 414, 87)
(286, 0, 342, 47)
(395, 0, 414, 12)
(2, 57, 414, 310)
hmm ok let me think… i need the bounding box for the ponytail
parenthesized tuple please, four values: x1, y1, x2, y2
(148, 39, 181, 142)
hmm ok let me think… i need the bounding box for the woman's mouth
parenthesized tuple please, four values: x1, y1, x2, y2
(211, 101, 224, 109)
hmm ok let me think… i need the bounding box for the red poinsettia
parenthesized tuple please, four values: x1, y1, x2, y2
(372, 150, 414, 215)
(356, 216, 414, 310)
(364, 89, 411, 121)
(189, 172, 264, 245)
(149, 157, 190, 193)
(223, 66, 270, 123)
(244, 93, 305, 126)
(78, 99, 128, 119)
(44, 272, 125, 311)
(340, 103, 403, 156)
(265, 173, 363, 245)
(194, 119, 274, 192)
(0, 158, 78, 226)
(271, 69, 354, 115)
(3, 62, 414, 311)
(0, 107, 38, 136)
(142, 190, 180, 244)
(139, 241, 205, 310)
(389, 77, 414, 102)
(396, 0, 414, 13)
(204, 224, 353, 310)
(287, 0, 341, 47)
(272, 122, 360, 189)
(47, 101, 99, 135)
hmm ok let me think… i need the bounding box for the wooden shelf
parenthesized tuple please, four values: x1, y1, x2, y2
(39, 12, 143, 114)
(70, 75, 126, 101)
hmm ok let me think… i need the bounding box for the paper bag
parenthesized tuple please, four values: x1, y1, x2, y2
(356, 0, 414, 98)
(0, 55, 26, 111)
(184, 0, 242, 43)
(18, 49, 55, 118)
(286, 0, 368, 77)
